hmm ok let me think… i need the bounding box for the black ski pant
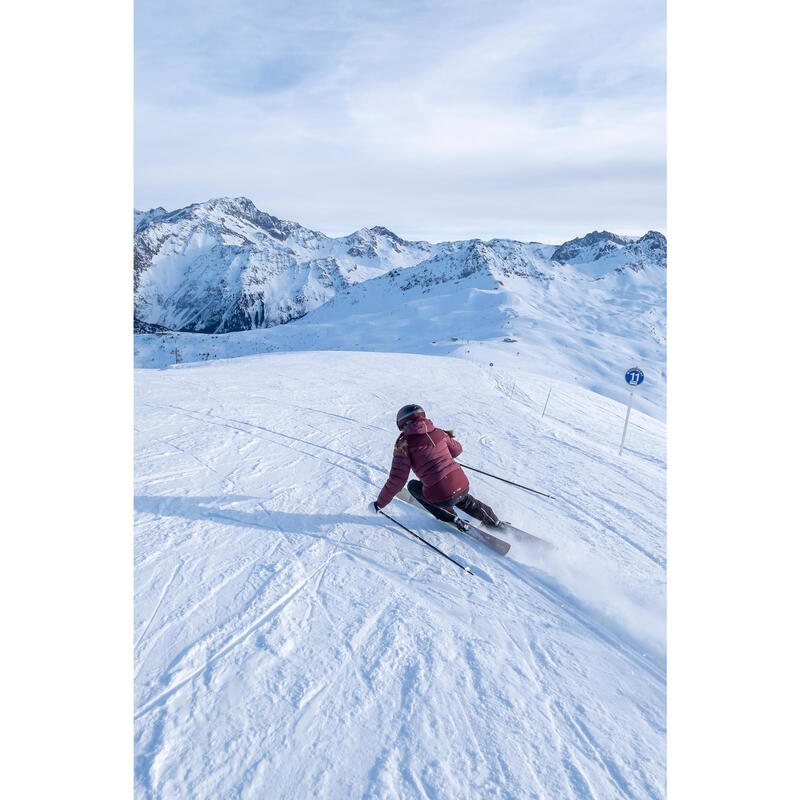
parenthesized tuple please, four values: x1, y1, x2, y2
(407, 480, 500, 527)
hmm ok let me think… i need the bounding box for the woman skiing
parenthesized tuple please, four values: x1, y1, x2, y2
(372, 404, 502, 531)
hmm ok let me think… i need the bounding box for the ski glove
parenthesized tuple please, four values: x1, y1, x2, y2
(371, 501, 381, 513)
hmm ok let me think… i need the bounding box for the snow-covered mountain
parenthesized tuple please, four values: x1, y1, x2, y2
(281, 233, 666, 414)
(134, 206, 666, 418)
(134, 197, 432, 332)
(134, 197, 665, 335)
(551, 229, 666, 275)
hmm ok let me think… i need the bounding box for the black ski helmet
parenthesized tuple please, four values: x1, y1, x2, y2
(396, 404, 425, 429)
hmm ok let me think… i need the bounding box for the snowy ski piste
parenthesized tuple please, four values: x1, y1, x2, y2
(135, 350, 665, 799)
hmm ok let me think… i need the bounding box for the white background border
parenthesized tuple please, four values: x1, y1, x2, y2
(669, 0, 798, 795)
(3, 0, 132, 794)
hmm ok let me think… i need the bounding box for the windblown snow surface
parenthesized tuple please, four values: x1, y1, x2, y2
(135, 351, 665, 799)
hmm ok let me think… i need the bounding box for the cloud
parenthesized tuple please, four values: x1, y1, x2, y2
(135, 0, 665, 242)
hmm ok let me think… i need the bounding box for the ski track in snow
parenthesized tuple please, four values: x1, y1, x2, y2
(134, 351, 665, 799)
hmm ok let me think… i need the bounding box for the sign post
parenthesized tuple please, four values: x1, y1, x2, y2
(619, 367, 644, 455)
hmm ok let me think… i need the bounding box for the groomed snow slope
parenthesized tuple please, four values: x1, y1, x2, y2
(134, 351, 665, 799)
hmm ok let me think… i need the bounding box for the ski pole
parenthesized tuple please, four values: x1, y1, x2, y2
(456, 462, 555, 499)
(378, 509, 472, 575)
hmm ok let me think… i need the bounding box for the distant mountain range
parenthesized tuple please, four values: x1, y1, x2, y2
(134, 197, 665, 335)
(134, 198, 666, 417)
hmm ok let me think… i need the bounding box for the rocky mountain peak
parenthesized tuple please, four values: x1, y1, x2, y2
(550, 231, 631, 264)
(369, 225, 405, 244)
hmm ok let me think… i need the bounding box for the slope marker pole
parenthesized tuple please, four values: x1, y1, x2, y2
(618, 391, 634, 456)
(541, 387, 551, 418)
(619, 367, 644, 456)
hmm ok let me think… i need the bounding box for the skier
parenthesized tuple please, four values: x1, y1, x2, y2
(372, 404, 502, 531)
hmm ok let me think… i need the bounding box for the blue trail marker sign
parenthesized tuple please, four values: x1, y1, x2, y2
(625, 367, 645, 387)
(619, 367, 645, 455)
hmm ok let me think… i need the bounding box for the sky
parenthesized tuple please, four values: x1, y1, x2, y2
(135, 0, 665, 243)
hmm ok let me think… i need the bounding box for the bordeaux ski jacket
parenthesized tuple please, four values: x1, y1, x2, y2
(376, 417, 468, 508)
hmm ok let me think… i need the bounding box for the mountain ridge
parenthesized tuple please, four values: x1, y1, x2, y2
(134, 197, 664, 335)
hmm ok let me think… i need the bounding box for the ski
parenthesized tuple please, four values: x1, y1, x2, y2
(481, 520, 555, 551)
(395, 488, 511, 556)
(460, 522, 511, 556)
